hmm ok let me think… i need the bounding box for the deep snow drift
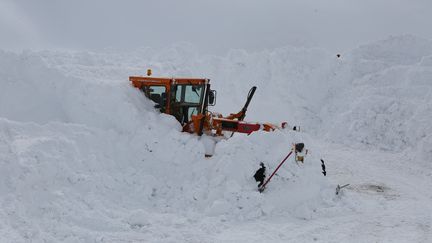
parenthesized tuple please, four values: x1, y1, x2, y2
(1, 35, 431, 242)
(0, 48, 332, 242)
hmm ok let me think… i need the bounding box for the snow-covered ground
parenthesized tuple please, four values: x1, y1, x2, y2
(0, 35, 431, 242)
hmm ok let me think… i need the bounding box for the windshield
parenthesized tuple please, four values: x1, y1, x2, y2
(174, 84, 204, 105)
(171, 84, 205, 125)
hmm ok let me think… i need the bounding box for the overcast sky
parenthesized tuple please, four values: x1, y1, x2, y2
(1, 0, 431, 54)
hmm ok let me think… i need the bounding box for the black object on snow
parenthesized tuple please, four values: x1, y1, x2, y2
(321, 159, 326, 176)
(254, 162, 266, 188)
(295, 143, 304, 153)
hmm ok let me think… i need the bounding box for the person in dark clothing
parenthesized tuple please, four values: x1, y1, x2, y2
(321, 159, 327, 176)
(254, 162, 266, 187)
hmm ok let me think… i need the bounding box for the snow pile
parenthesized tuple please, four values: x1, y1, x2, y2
(207, 131, 333, 219)
(322, 36, 432, 164)
(1, 35, 431, 241)
(0, 50, 330, 242)
(34, 36, 432, 162)
(0, 50, 208, 241)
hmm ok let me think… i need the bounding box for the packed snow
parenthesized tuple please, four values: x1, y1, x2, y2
(0, 35, 431, 242)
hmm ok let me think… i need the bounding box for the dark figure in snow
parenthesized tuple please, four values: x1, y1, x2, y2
(321, 159, 327, 176)
(294, 143, 307, 163)
(254, 162, 266, 187)
(295, 143, 304, 153)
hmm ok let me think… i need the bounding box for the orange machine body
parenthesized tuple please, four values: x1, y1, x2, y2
(130, 75, 283, 136)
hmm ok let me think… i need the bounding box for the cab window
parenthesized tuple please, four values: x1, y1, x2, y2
(173, 85, 203, 104)
(184, 85, 203, 104)
(143, 86, 167, 112)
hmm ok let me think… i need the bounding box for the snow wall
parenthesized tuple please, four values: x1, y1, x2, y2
(1, 35, 431, 241)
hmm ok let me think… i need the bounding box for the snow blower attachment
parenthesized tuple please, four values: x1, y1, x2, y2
(129, 73, 294, 138)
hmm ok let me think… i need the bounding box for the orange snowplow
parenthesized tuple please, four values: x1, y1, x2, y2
(130, 71, 290, 137)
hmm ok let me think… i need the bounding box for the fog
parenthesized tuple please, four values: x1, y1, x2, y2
(1, 0, 432, 53)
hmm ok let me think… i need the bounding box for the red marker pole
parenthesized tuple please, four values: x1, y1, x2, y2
(259, 150, 293, 193)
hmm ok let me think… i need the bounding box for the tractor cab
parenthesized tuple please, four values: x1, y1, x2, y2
(129, 75, 216, 133)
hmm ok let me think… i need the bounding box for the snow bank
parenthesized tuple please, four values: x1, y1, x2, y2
(0, 49, 330, 241)
(321, 36, 432, 165)
(1, 35, 431, 241)
(33, 36, 432, 161)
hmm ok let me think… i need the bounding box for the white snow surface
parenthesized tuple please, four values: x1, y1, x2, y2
(0, 35, 431, 242)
